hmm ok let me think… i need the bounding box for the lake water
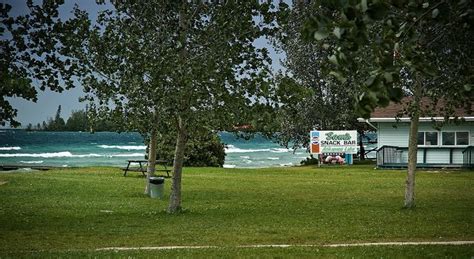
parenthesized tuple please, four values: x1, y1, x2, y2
(0, 130, 311, 168)
(0, 130, 376, 168)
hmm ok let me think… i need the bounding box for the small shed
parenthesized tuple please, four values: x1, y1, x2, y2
(359, 98, 473, 168)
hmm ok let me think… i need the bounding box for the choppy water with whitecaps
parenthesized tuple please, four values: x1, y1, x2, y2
(0, 130, 315, 168)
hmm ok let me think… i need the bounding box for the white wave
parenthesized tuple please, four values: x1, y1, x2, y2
(20, 160, 44, 164)
(240, 156, 250, 159)
(225, 145, 270, 153)
(74, 154, 102, 158)
(98, 145, 146, 150)
(270, 148, 291, 153)
(110, 153, 145, 157)
(0, 152, 102, 158)
(0, 146, 21, 151)
(279, 162, 293, 167)
(0, 152, 74, 158)
(0, 151, 145, 158)
(267, 157, 280, 160)
(223, 164, 236, 168)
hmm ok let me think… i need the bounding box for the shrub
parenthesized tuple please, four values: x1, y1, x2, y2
(300, 154, 319, 165)
(149, 131, 226, 167)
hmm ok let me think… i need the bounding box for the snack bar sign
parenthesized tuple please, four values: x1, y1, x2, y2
(310, 130, 357, 154)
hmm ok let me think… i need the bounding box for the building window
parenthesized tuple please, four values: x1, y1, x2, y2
(425, 132, 438, 145)
(441, 131, 469, 146)
(417, 132, 425, 145)
(456, 132, 469, 145)
(442, 132, 455, 145)
(418, 131, 438, 146)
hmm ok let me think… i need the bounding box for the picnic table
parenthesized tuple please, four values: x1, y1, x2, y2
(122, 159, 171, 178)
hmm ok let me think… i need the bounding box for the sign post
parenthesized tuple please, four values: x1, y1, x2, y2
(310, 130, 357, 165)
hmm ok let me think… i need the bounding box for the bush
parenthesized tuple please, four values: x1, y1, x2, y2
(300, 154, 319, 166)
(150, 131, 226, 167)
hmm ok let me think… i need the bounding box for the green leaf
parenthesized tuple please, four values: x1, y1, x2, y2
(344, 7, 357, 21)
(365, 74, 377, 87)
(383, 72, 393, 83)
(387, 87, 403, 102)
(314, 30, 329, 41)
(361, 0, 368, 12)
(328, 54, 339, 66)
(464, 84, 472, 91)
(377, 96, 390, 107)
(367, 2, 388, 20)
(422, 2, 429, 8)
(396, 22, 406, 38)
(338, 52, 346, 63)
(432, 8, 439, 18)
(329, 71, 347, 83)
(333, 27, 343, 39)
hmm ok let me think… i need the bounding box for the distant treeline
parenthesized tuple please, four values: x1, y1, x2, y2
(25, 105, 118, 132)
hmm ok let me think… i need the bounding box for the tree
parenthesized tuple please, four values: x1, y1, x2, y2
(159, 2, 281, 213)
(272, 2, 371, 155)
(304, 0, 473, 208)
(43, 105, 66, 131)
(65, 110, 88, 131)
(152, 129, 226, 168)
(53, 1, 281, 213)
(50, 1, 183, 194)
(1, 1, 78, 127)
(52, 105, 65, 131)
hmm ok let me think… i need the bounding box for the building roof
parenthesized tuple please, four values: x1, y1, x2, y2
(360, 97, 474, 123)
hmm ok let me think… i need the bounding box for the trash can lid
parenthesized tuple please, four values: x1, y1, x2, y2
(149, 177, 165, 184)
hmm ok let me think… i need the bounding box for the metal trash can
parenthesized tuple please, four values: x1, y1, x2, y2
(148, 177, 165, 199)
(345, 153, 353, 165)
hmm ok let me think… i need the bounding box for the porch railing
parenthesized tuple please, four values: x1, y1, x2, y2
(462, 146, 474, 168)
(376, 145, 402, 166)
(376, 145, 473, 168)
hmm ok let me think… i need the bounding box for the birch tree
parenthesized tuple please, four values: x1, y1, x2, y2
(152, 1, 280, 213)
(56, 2, 182, 193)
(56, 1, 280, 213)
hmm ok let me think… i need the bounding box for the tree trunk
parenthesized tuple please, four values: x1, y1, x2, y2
(167, 1, 188, 214)
(144, 129, 158, 194)
(168, 116, 187, 213)
(404, 83, 422, 209)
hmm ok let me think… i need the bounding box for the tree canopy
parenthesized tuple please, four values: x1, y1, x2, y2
(303, 0, 473, 208)
(1, 1, 78, 127)
(273, 2, 372, 154)
(303, 0, 473, 117)
(52, 0, 283, 213)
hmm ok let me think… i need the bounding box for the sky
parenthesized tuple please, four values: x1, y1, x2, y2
(4, 1, 286, 127)
(5, 0, 111, 126)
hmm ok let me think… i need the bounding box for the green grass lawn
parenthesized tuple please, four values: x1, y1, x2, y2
(0, 165, 473, 257)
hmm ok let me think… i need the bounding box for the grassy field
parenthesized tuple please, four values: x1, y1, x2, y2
(0, 165, 473, 257)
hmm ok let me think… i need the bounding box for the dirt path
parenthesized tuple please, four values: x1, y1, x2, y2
(97, 241, 474, 251)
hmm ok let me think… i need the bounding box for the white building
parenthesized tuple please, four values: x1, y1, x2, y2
(360, 98, 473, 168)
